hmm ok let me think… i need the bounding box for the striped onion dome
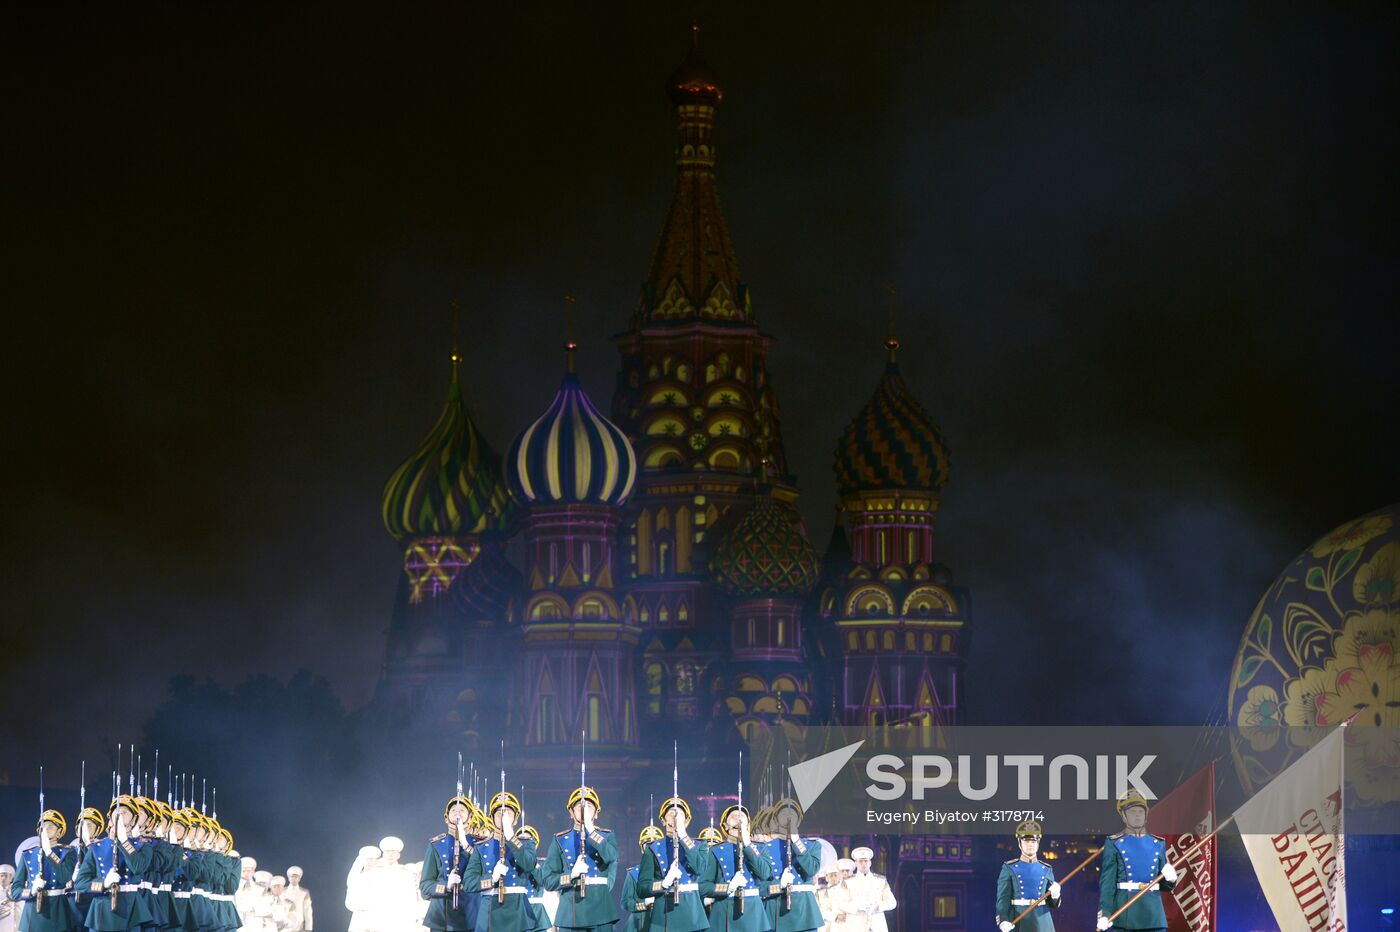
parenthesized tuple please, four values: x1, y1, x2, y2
(508, 352, 638, 507)
(710, 495, 819, 597)
(381, 367, 516, 542)
(833, 340, 951, 496)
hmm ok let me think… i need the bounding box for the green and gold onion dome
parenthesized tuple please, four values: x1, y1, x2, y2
(1230, 502, 1399, 805)
(710, 494, 819, 597)
(507, 347, 638, 507)
(833, 338, 951, 496)
(381, 365, 516, 542)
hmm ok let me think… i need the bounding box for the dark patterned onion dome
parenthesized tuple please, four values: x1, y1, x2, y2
(668, 47, 723, 106)
(382, 371, 516, 542)
(450, 540, 523, 622)
(508, 368, 638, 507)
(834, 354, 951, 495)
(710, 495, 819, 597)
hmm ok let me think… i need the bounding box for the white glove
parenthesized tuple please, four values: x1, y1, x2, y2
(999, 922, 1015, 932)
(779, 867, 795, 888)
(726, 872, 746, 893)
(446, 871, 461, 888)
(570, 855, 589, 879)
(1161, 861, 1179, 883)
(104, 869, 121, 887)
(1048, 881, 1061, 899)
(491, 860, 509, 882)
(1097, 916, 1113, 931)
(662, 859, 682, 888)
(31, 877, 46, 892)
(116, 821, 128, 843)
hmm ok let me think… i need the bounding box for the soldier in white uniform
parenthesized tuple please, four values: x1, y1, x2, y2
(284, 866, 313, 932)
(346, 846, 381, 932)
(268, 876, 303, 931)
(836, 848, 895, 932)
(0, 864, 15, 932)
(238, 850, 263, 923)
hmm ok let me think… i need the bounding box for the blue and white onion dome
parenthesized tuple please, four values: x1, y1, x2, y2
(508, 345, 638, 506)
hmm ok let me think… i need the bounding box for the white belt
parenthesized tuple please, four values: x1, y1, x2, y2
(481, 886, 530, 895)
(527, 897, 543, 905)
(207, 893, 235, 901)
(788, 884, 815, 892)
(174, 892, 192, 899)
(1011, 898, 1037, 906)
(139, 881, 154, 890)
(581, 877, 609, 886)
(671, 883, 699, 892)
(192, 888, 208, 895)
(1117, 882, 1157, 891)
(119, 884, 142, 892)
(159, 884, 173, 892)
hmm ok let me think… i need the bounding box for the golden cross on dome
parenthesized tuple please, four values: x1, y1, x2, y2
(563, 291, 578, 371)
(449, 299, 463, 372)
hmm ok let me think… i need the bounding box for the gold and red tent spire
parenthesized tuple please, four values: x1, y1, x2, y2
(637, 22, 746, 325)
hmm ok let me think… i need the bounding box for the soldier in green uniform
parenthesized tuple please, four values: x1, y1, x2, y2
(1096, 790, 1177, 932)
(637, 797, 710, 932)
(995, 820, 1059, 932)
(420, 795, 480, 932)
(10, 809, 81, 932)
(541, 787, 617, 932)
(462, 792, 537, 932)
(761, 799, 821, 932)
(511, 826, 551, 932)
(622, 826, 664, 932)
(69, 807, 107, 918)
(74, 795, 156, 932)
(696, 806, 772, 932)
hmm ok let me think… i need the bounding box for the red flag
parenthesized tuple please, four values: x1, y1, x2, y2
(1147, 761, 1218, 932)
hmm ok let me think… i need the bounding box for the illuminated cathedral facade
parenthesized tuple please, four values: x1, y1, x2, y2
(374, 41, 974, 929)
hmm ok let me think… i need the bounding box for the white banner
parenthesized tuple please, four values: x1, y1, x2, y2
(1234, 726, 1347, 932)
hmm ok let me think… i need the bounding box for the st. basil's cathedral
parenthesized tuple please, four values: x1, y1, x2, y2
(374, 40, 973, 929)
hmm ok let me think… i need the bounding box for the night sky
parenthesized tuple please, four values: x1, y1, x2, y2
(5, 2, 1397, 785)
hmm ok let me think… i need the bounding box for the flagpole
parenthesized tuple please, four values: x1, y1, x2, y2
(1008, 845, 1105, 925)
(1105, 816, 1235, 925)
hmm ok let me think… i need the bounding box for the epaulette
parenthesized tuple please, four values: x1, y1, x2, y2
(1004, 857, 1019, 865)
(1149, 833, 1166, 842)
(556, 829, 572, 836)
(432, 833, 447, 842)
(1110, 831, 1126, 840)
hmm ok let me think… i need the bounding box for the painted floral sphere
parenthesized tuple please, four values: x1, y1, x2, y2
(1229, 503, 1400, 805)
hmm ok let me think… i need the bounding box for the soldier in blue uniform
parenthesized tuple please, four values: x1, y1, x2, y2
(994, 820, 1059, 931)
(419, 795, 480, 932)
(461, 792, 537, 932)
(1096, 790, 1178, 932)
(696, 806, 773, 932)
(637, 797, 710, 932)
(621, 825, 664, 932)
(70, 807, 107, 918)
(74, 795, 156, 932)
(540, 786, 617, 932)
(10, 808, 82, 932)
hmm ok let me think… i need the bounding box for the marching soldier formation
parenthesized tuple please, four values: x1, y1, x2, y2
(7, 758, 312, 932)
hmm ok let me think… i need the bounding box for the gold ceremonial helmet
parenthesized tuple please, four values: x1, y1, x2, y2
(218, 827, 233, 851)
(166, 808, 191, 830)
(697, 826, 722, 845)
(658, 795, 690, 823)
(38, 808, 67, 837)
(489, 792, 522, 818)
(1116, 788, 1150, 815)
(108, 794, 140, 819)
(719, 805, 750, 830)
(639, 824, 665, 848)
(180, 808, 205, 832)
(443, 795, 479, 826)
(749, 805, 773, 834)
(518, 825, 540, 847)
(1015, 819, 1043, 840)
(566, 786, 602, 815)
(77, 807, 107, 835)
